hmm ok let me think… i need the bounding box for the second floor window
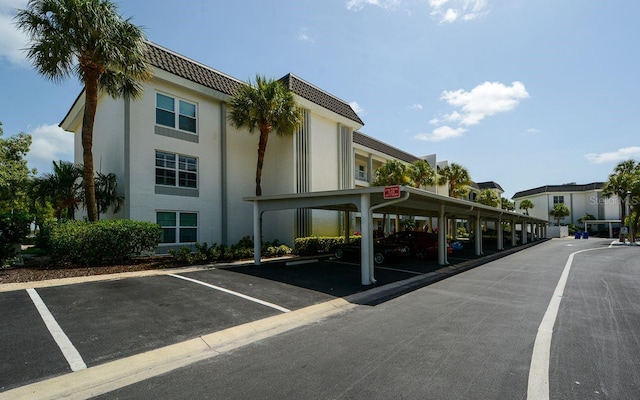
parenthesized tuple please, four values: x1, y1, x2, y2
(156, 93, 197, 134)
(156, 151, 198, 189)
(553, 195, 564, 205)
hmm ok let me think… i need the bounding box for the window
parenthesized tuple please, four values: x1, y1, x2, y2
(156, 93, 197, 134)
(156, 151, 197, 189)
(157, 211, 198, 244)
(553, 195, 564, 205)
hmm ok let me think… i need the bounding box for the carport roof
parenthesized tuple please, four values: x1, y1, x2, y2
(245, 186, 548, 223)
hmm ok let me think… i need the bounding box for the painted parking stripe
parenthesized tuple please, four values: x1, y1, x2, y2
(527, 247, 602, 400)
(168, 274, 291, 313)
(26, 288, 87, 372)
(375, 266, 423, 275)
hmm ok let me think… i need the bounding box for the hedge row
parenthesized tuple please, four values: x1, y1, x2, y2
(49, 220, 161, 265)
(294, 236, 360, 256)
(169, 237, 292, 265)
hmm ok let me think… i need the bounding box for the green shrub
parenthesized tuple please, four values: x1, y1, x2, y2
(49, 219, 161, 265)
(168, 237, 293, 264)
(0, 212, 31, 263)
(294, 236, 359, 256)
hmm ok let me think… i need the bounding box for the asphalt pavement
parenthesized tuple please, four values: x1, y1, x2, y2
(3, 237, 638, 399)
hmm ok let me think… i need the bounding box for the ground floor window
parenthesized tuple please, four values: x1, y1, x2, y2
(157, 211, 198, 244)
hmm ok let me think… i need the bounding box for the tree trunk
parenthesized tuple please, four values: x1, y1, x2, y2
(81, 71, 100, 222)
(255, 127, 270, 196)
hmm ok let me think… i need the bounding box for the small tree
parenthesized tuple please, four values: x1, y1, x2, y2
(501, 197, 515, 211)
(32, 161, 83, 220)
(550, 203, 570, 225)
(519, 199, 534, 215)
(437, 163, 471, 198)
(408, 160, 436, 189)
(476, 189, 500, 207)
(95, 172, 124, 219)
(372, 160, 410, 187)
(0, 122, 35, 211)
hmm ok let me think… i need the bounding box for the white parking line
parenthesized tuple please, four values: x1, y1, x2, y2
(375, 266, 423, 275)
(26, 288, 87, 372)
(527, 247, 602, 400)
(168, 274, 291, 313)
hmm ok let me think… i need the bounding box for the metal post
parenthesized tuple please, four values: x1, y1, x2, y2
(438, 204, 447, 265)
(253, 201, 262, 265)
(360, 193, 371, 285)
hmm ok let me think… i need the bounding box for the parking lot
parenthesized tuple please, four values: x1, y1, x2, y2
(0, 239, 537, 393)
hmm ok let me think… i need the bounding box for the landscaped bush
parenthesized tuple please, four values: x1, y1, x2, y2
(168, 237, 293, 265)
(49, 220, 161, 265)
(0, 212, 31, 265)
(294, 235, 360, 256)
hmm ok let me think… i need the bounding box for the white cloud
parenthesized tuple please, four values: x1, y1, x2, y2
(346, 0, 401, 11)
(415, 125, 466, 142)
(0, 0, 30, 66)
(440, 81, 529, 126)
(410, 103, 423, 110)
(349, 101, 365, 115)
(26, 124, 74, 174)
(585, 147, 640, 164)
(429, 0, 489, 23)
(419, 80, 528, 142)
(297, 27, 315, 43)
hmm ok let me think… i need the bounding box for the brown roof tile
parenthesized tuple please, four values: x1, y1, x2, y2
(353, 131, 420, 164)
(146, 43, 364, 125)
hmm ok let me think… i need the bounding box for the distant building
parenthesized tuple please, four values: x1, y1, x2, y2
(512, 183, 621, 230)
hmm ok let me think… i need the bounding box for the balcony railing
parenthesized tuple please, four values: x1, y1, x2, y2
(355, 170, 368, 181)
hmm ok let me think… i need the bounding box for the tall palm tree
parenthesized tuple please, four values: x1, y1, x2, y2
(437, 163, 471, 198)
(95, 172, 124, 219)
(602, 160, 640, 241)
(229, 75, 303, 196)
(16, 0, 151, 221)
(32, 160, 83, 220)
(519, 199, 534, 215)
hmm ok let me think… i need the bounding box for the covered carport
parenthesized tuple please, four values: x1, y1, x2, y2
(246, 186, 547, 285)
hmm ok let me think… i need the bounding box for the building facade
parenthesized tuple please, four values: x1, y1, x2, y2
(512, 183, 621, 230)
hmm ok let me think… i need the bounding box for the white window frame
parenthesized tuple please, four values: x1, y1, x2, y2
(155, 92, 198, 134)
(155, 150, 198, 189)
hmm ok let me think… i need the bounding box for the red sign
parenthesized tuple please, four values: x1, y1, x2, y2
(383, 185, 401, 199)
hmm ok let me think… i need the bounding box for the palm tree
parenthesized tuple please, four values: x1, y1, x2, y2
(550, 203, 570, 226)
(602, 160, 640, 241)
(408, 160, 436, 189)
(16, 0, 151, 221)
(229, 75, 303, 196)
(437, 163, 471, 198)
(32, 160, 83, 220)
(501, 197, 515, 211)
(519, 199, 534, 215)
(95, 172, 124, 219)
(372, 160, 411, 187)
(476, 189, 500, 207)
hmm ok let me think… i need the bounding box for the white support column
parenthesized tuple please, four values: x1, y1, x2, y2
(360, 193, 372, 285)
(253, 201, 262, 265)
(438, 204, 448, 265)
(522, 222, 528, 244)
(497, 215, 504, 250)
(475, 212, 482, 256)
(511, 220, 517, 247)
(343, 211, 350, 242)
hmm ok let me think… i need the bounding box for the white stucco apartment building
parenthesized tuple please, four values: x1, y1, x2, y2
(512, 183, 621, 231)
(61, 43, 364, 251)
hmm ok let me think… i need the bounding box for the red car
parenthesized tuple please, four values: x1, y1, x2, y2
(376, 231, 452, 259)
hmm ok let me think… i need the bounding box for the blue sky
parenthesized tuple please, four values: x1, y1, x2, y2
(1, 0, 639, 198)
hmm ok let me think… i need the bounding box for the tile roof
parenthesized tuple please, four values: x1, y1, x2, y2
(353, 131, 420, 164)
(512, 182, 604, 199)
(477, 181, 504, 192)
(279, 74, 364, 125)
(146, 43, 364, 125)
(147, 42, 243, 96)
